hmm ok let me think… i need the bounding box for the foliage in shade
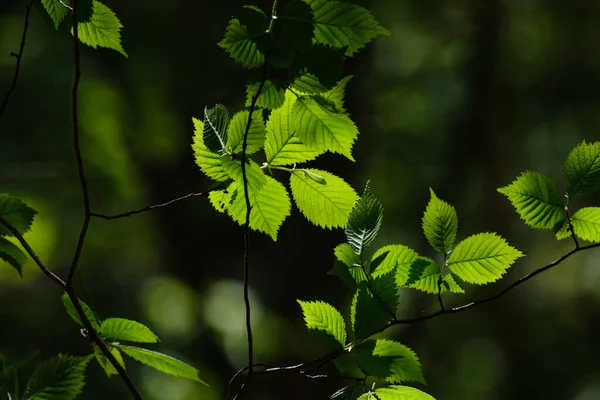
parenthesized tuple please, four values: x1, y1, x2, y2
(345, 182, 384, 257)
(352, 268, 397, 339)
(74, 1, 127, 57)
(291, 72, 327, 94)
(297, 300, 347, 346)
(246, 80, 286, 110)
(422, 188, 457, 254)
(556, 207, 600, 243)
(448, 233, 524, 284)
(331, 243, 366, 287)
(61, 293, 100, 332)
(0, 195, 37, 237)
(226, 110, 266, 155)
(0, 237, 28, 276)
(497, 171, 564, 230)
(41, 0, 68, 29)
(202, 105, 230, 154)
(264, 90, 323, 167)
(563, 140, 600, 197)
(23, 355, 90, 400)
(93, 344, 125, 377)
(219, 9, 266, 69)
(354, 339, 425, 384)
(290, 169, 359, 229)
(117, 345, 208, 385)
(100, 318, 159, 343)
(357, 386, 436, 400)
(331, 385, 357, 400)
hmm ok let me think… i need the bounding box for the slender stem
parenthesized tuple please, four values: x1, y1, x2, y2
(66, 0, 91, 288)
(91, 191, 213, 220)
(564, 194, 580, 249)
(0, 0, 34, 120)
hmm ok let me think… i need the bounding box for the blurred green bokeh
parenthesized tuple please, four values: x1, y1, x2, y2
(2, 0, 600, 399)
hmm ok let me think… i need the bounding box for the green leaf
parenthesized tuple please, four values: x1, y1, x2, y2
(370, 245, 418, 283)
(563, 140, 600, 197)
(292, 44, 345, 88)
(221, 158, 266, 194)
(61, 293, 100, 332)
(331, 385, 357, 400)
(0, 195, 37, 237)
(208, 188, 233, 214)
(24, 355, 90, 400)
(358, 386, 436, 400)
(332, 243, 366, 286)
(270, 0, 314, 67)
(246, 80, 285, 110)
(203, 104, 230, 154)
(192, 118, 229, 181)
(74, 1, 127, 57)
(498, 171, 564, 230)
(354, 339, 424, 384)
(561, 207, 600, 243)
(218, 10, 266, 69)
(402, 258, 464, 294)
(42, 0, 68, 29)
(117, 345, 208, 385)
(292, 95, 358, 160)
(291, 72, 327, 94)
(93, 344, 125, 377)
(422, 188, 458, 254)
(323, 76, 353, 112)
(100, 318, 159, 343)
(225, 110, 266, 155)
(297, 300, 347, 346)
(265, 90, 323, 167)
(225, 176, 292, 240)
(345, 182, 383, 257)
(290, 169, 359, 229)
(448, 233, 525, 285)
(0, 237, 28, 276)
(353, 268, 397, 339)
(304, 0, 391, 56)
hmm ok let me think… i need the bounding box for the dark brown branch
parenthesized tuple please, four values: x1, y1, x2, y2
(66, 0, 91, 288)
(91, 192, 212, 220)
(0, 0, 34, 120)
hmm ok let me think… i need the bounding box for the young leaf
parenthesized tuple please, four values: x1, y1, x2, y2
(422, 188, 458, 254)
(305, 0, 391, 56)
(42, 0, 68, 29)
(297, 300, 347, 346)
(562, 207, 600, 243)
(117, 345, 208, 385)
(93, 344, 125, 377)
(226, 176, 292, 240)
(345, 182, 383, 257)
(74, 1, 127, 57)
(563, 140, 600, 197)
(246, 80, 285, 110)
(219, 10, 266, 69)
(192, 119, 229, 181)
(402, 258, 464, 294)
(354, 339, 425, 384)
(498, 171, 564, 230)
(332, 243, 366, 285)
(290, 169, 359, 229)
(292, 95, 358, 160)
(221, 158, 266, 193)
(0, 237, 28, 276)
(61, 293, 100, 332)
(24, 355, 90, 400)
(448, 233, 524, 285)
(203, 105, 230, 154)
(357, 386, 436, 400)
(100, 318, 159, 343)
(265, 90, 323, 167)
(370, 245, 419, 283)
(0, 195, 37, 237)
(225, 110, 266, 155)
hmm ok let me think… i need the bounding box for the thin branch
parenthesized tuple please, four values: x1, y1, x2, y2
(564, 194, 580, 249)
(91, 191, 212, 220)
(0, 0, 34, 120)
(66, 0, 91, 288)
(0, 216, 65, 287)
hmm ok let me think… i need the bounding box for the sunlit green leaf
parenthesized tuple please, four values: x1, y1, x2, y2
(24, 355, 90, 400)
(346, 182, 383, 257)
(291, 72, 327, 94)
(74, 1, 127, 57)
(0, 195, 37, 237)
(498, 171, 564, 230)
(93, 344, 125, 377)
(225, 110, 266, 155)
(290, 169, 359, 228)
(354, 339, 424, 384)
(297, 300, 347, 346)
(118, 345, 208, 385)
(192, 119, 229, 181)
(448, 233, 524, 285)
(246, 80, 285, 110)
(331, 243, 366, 286)
(558, 207, 600, 243)
(422, 188, 457, 254)
(100, 318, 159, 343)
(358, 386, 436, 400)
(563, 140, 600, 197)
(370, 245, 419, 284)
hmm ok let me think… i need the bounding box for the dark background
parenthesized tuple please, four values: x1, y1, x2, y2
(2, 0, 600, 399)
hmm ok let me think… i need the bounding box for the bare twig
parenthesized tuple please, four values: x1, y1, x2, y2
(91, 191, 212, 220)
(0, 0, 34, 120)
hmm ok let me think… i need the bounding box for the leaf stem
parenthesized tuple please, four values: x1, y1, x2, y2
(564, 194, 580, 249)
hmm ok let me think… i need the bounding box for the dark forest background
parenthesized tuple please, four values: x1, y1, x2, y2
(2, 0, 600, 399)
